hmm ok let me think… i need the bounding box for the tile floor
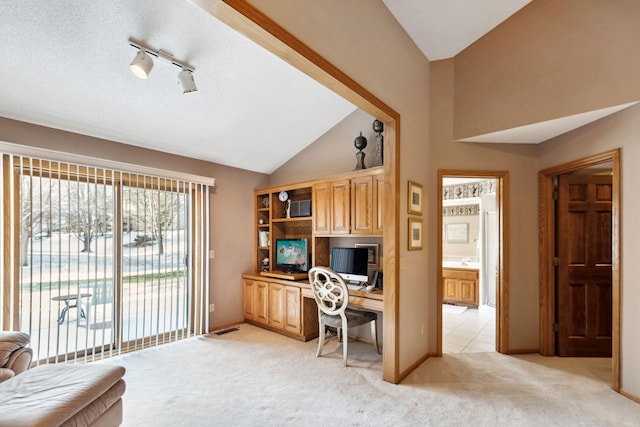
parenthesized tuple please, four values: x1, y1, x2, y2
(442, 304, 496, 353)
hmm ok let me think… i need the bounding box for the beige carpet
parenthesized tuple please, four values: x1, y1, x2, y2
(100, 323, 640, 426)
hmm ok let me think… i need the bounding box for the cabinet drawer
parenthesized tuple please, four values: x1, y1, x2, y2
(442, 268, 478, 281)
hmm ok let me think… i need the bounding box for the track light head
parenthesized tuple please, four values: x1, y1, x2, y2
(130, 50, 154, 79)
(178, 68, 198, 94)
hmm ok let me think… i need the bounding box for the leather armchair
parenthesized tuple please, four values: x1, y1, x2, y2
(0, 331, 33, 382)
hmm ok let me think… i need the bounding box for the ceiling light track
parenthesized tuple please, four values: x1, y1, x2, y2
(128, 38, 197, 94)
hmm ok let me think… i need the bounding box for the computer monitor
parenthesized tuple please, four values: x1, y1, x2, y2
(330, 247, 368, 284)
(275, 238, 309, 273)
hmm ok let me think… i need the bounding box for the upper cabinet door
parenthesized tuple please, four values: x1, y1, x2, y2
(351, 176, 373, 234)
(313, 181, 332, 234)
(330, 179, 351, 234)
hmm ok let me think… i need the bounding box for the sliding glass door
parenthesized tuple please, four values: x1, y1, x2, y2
(2, 155, 210, 364)
(120, 181, 189, 349)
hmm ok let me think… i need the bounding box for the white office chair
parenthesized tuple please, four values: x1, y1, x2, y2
(308, 266, 380, 367)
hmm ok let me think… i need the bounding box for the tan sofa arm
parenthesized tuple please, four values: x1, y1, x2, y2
(5, 346, 33, 374)
(0, 331, 33, 376)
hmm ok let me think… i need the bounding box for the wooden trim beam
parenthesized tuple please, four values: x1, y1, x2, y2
(191, 0, 402, 383)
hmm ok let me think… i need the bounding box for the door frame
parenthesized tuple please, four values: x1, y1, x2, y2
(538, 149, 620, 390)
(437, 170, 509, 354)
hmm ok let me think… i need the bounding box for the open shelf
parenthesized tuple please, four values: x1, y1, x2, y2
(272, 217, 312, 223)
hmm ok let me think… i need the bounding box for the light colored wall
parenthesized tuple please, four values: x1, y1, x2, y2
(250, 0, 432, 371)
(0, 117, 269, 331)
(538, 103, 640, 396)
(453, 0, 640, 140)
(429, 59, 541, 350)
(269, 109, 377, 186)
(443, 215, 479, 261)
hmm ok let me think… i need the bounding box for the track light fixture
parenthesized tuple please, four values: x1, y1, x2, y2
(128, 38, 198, 94)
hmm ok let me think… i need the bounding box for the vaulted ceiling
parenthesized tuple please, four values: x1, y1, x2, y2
(0, 1, 630, 174)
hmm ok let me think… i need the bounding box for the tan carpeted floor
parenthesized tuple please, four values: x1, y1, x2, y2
(100, 323, 640, 426)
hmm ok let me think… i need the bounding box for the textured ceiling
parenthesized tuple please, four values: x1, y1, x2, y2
(0, 1, 356, 174)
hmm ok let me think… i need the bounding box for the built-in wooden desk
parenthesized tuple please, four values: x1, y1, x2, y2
(241, 272, 383, 341)
(299, 286, 383, 311)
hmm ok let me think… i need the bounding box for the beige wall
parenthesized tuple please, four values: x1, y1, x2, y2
(443, 215, 479, 261)
(429, 60, 541, 350)
(538, 103, 640, 395)
(454, 0, 640, 140)
(249, 0, 432, 371)
(0, 117, 269, 331)
(269, 109, 377, 186)
(452, 0, 640, 396)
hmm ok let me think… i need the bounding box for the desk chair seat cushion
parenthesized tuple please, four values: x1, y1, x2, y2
(320, 308, 377, 329)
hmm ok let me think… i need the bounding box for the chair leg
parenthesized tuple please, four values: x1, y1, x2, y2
(371, 320, 380, 354)
(342, 320, 349, 367)
(316, 324, 326, 358)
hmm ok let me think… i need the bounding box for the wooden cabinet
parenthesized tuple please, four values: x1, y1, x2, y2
(312, 181, 331, 234)
(242, 276, 317, 340)
(254, 186, 312, 274)
(442, 268, 479, 307)
(283, 286, 302, 334)
(247, 168, 384, 342)
(243, 278, 269, 325)
(330, 179, 351, 234)
(351, 176, 373, 234)
(312, 169, 383, 236)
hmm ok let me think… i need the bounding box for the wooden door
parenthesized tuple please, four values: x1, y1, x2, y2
(313, 182, 332, 234)
(351, 176, 373, 234)
(269, 283, 285, 329)
(443, 278, 458, 302)
(243, 279, 257, 321)
(283, 286, 301, 334)
(459, 279, 477, 306)
(254, 280, 270, 325)
(557, 174, 612, 357)
(330, 179, 350, 234)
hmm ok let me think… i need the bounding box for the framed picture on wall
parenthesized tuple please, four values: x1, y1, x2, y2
(355, 243, 379, 269)
(446, 223, 469, 243)
(408, 218, 423, 250)
(408, 181, 423, 215)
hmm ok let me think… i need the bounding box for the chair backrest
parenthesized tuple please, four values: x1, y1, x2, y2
(308, 266, 349, 317)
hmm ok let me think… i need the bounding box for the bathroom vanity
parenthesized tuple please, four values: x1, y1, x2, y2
(442, 265, 479, 307)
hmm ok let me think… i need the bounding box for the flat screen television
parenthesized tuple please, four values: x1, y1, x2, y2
(330, 247, 369, 284)
(275, 238, 309, 273)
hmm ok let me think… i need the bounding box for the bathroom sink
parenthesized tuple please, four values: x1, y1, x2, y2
(442, 260, 480, 270)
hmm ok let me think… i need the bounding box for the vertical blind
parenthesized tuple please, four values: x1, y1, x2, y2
(1, 153, 210, 364)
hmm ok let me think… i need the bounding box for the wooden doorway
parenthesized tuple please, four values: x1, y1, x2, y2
(437, 170, 509, 355)
(204, 1, 402, 383)
(539, 149, 620, 390)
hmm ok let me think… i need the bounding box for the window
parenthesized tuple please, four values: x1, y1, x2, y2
(1, 154, 211, 364)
